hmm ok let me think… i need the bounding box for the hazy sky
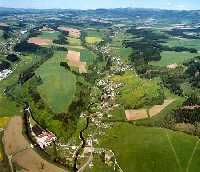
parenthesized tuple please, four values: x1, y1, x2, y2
(0, 0, 199, 10)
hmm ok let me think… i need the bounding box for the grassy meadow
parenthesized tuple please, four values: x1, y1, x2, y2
(36, 51, 76, 113)
(39, 31, 61, 40)
(99, 123, 200, 172)
(150, 51, 198, 67)
(164, 38, 200, 51)
(111, 71, 164, 109)
(68, 37, 81, 46)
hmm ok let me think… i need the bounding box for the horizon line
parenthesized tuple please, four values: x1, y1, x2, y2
(0, 6, 199, 11)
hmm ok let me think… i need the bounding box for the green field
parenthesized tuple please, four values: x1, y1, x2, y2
(0, 30, 3, 41)
(36, 51, 76, 113)
(111, 32, 134, 47)
(0, 54, 34, 117)
(68, 37, 81, 46)
(85, 36, 102, 44)
(39, 31, 61, 40)
(99, 123, 200, 172)
(164, 38, 200, 50)
(86, 29, 105, 38)
(110, 47, 133, 62)
(150, 51, 198, 67)
(111, 71, 164, 109)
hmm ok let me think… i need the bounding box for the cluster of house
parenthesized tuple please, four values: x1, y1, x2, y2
(24, 106, 57, 149)
(110, 56, 133, 74)
(31, 124, 57, 149)
(0, 69, 12, 81)
(97, 79, 123, 105)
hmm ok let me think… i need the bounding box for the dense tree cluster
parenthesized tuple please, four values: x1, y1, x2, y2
(0, 60, 11, 71)
(6, 54, 20, 62)
(184, 56, 200, 88)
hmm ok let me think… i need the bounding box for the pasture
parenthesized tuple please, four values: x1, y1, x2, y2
(39, 31, 61, 40)
(36, 51, 76, 113)
(86, 29, 104, 38)
(68, 37, 81, 46)
(111, 71, 164, 109)
(164, 38, 200, 51)
(99, 123, 200, 172)
(85, 36, 102, 44)
(150, 51, 198, 67)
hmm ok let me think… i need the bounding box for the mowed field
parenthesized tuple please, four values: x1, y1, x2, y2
(36, 51, 76, 113)
(150, 51, 198, 67)
(39, 31, 61, 40)
(99, 123, 200, 172)
(164, 38, 200, 51)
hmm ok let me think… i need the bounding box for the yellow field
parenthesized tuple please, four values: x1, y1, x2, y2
(0, 117, 10, 128)
(85, 36, 102, 44)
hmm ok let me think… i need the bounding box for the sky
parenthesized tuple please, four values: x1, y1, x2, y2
(0, 0, 199, 10)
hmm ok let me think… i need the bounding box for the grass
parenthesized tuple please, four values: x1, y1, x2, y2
(111, 32, 134, 48)
(110, 47, 133, 62)
(39, 31, 61, 40)
(85, 36, 102, 44)
(99, 123, 200, 172)
(0, 54, 34, 117)
(86, 29, 105, 38)
(0, 30, 4, 41)
(164, 38, 200, 51)
(36, 51, 76, 113)
(68, 37, 81, 46)
(150, 51, 198, 67)
(111, 71, 164, 109)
